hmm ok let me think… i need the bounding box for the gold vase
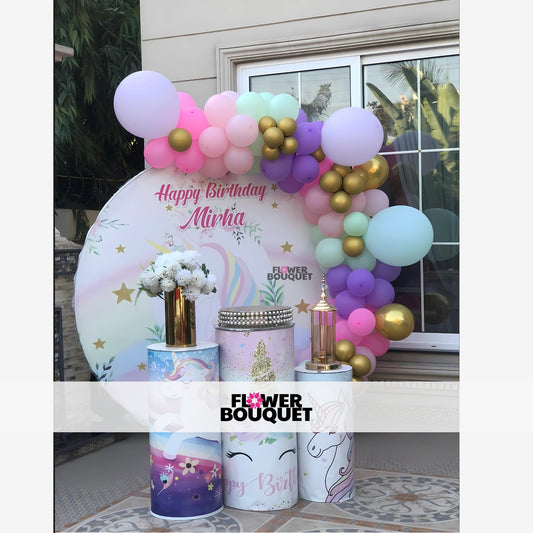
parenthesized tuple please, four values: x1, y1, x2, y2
(164, 287, 196, 347)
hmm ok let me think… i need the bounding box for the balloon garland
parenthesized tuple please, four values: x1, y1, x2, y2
(113, 70, 434, 380)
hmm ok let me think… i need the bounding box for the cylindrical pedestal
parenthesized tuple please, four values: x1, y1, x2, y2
(215, 306, 298, 510)
(295, 364, 355, 503)
(148, 342, 223, 520)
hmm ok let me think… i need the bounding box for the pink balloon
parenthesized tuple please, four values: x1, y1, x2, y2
(363, 189, 390, 217)
(174, 141, 205, 173)
(318, 212, 345, 238)
(335, 317, 362, 345)
(317, 156, 334, 176)
(349, 192, 367, 213)
(198, 126, 229, 158)
(225, 114, 259, 147)
(303, 205, 320, 225)
(347, 307, 376, 337)
(354, 346, 376, 376)
(223, 145, 254, 175)
(176, 107, 209, 140)
(143, 137, 175, 168)
(222, 90, 239, 102)
(204, 93, 236, 128)
(359, 330, 390, 356)
(304, 185, 332, 215)
(201, 156, 228, 179)
(178, 92, 196, 109)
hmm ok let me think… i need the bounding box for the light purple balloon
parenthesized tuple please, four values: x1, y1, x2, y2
(320, 107, 384, 166)
(277, 174, 304, 193)
(347, 268, 376, 297)
(326, 264, 351, 298)
(365, 278, 395, 309)
(260, 153, 294, 182)
(296, 108, 308, 123)
(291, 154, 320, 183)
(372, 260, 402, 282)
(334, 289, 366, 319)
(293, 121, 323, 154)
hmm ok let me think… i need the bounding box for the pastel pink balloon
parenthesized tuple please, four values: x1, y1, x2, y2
(363, 189, 390, 217)
(335, 317, 362, 345)
(349, 192, 367, 213)
(225, 114, 259, 147)
(318, 212, 345, 238)
(354, 346, 376, 375)
(174, 141, 205, 173)
(223, 145, 254, 174)
(317, 156, 334, 176)
(358, 330, 390, 356)
(222, 90, 239, 102)
(198, 126, 229, 158)
(204, 93, 236, 128)
(302, 205, 320, 225)
(178, 92, 196, 109)
(143, 137, 175, 168)
(304, 184, 332, 215)
(347, 307, 376, 337)
(201, 156, 228, 179)
(176, 107, 209, 140)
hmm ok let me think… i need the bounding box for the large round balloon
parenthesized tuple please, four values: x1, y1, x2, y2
(364, 205, 434, 266)
(374, 303, 415, 341)
(113, 70, 181, 139)
(320, 107, 384, 166)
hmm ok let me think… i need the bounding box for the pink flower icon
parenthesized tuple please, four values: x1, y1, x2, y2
(246, 392, 263, 409)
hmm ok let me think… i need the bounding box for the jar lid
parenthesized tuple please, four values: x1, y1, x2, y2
(217, 305, 293, 329)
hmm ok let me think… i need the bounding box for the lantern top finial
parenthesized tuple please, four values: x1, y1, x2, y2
(311, 273, 337, 313)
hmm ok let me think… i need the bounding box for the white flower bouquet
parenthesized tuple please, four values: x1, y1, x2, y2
(139, 250, 216, 301)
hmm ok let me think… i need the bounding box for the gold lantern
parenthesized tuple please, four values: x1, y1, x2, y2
(305, 274, 342, 371)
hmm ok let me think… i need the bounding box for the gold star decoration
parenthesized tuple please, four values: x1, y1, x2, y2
(166, 205, 173, 211)
(116, 245, 125, 253)
(272, 202, 278, 209)
(112, 283, 135, 303)
(295, 299, 310, 314)
(281, 241, 293, 253)
(93, 338, 105, 349)
(137, 362, 146, 371)
(271, 184, 278, 191)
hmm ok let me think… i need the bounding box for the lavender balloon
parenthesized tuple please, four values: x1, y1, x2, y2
(334, 289, 366, 319)
(277, 174, 304, 193)
(293, 121, 323, 154)
(296, 108, 308, 123)
(325, 264, 351, 298)
(291, 154, 319, 183)
(260, 153, 294, 182)
(365, 278, 395, 309)
(372, 260, 402, 282)
(347, 269, 376, 297)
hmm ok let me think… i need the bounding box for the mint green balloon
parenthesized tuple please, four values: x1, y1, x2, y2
(343, 212, 370, 236)
(268, 93, 300, 121)
(310, 225, 324, 245)
(344, 247, 377, 271)
(315, 238, 344, 269)
(260, 92, 275, 104)
(236, 92, 268, 122)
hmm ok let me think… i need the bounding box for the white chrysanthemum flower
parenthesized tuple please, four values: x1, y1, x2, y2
(191, 268, 206, 284)
(140, 271, 160, 294)
(182, 286, 201, 301)
(175, 268, 194, 286)
(201, 273, 217, 294)
(180, 250, 200, 270)
(160, 277, 177, 292)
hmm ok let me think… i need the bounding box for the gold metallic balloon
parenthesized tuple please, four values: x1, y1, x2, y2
(374, 303, 415, 341)
(348, 353, 372, 377)
(331, 163, 351, 177)
(360, 154, 389, 190)
(258, 116, 277, 134)
(263, 126, 285, 148)
(262, 144, 280, 161)
(319, 171, 343, 193)
(342, 236, 365, 257)
(335, 340, 355, 362)
(352, 376, 364, 382)
(329, 190, 351, 213)
(277, 117, 297, 136)
(168, 128, 193, 152)
(311, 146, 325, 162)
(280, 136, 299, 155)
(342, 169, 368, 195)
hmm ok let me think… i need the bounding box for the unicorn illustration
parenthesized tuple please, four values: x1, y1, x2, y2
(164, 353, 216, 382)
(306, 392, 355, 502)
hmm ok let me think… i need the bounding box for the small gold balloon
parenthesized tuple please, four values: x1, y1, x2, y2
(277, 117, 297, 136)
(342, 168, 368, 195)
(319, 171, 343, 193)
(348, 353, 372, 377)
(262, 144, 280, 161)
(258, 116, 277, 134)
(335, 340, 355, 362)
(360, 154, 389, 190)
(342, 236, 365, 257)
(168, 128, 192, 152)
(329, 190, 351, 213)
(311, 146, 325, 162)
(374, 303, 415, 341)
(352, 376, 365, 381)
(331, 163, 351, 177)
(263, 126, 285, 148)
(280, 136, 299, 155)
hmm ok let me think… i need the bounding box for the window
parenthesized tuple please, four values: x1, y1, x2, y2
(237, 44, 459, 352)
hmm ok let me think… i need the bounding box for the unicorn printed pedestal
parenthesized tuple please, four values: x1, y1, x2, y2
(148, 342, 223, 519)
(295, 364, 355, 502)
